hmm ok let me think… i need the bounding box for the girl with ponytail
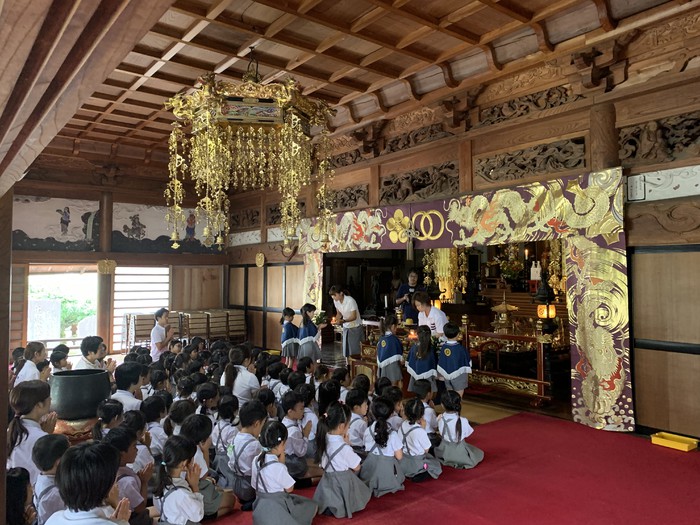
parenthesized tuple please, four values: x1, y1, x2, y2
(359, 397, 405, 497)
(406, 325, 438, 394)
(313, 402, 371, 518)
(7, 380, 56, 485)
(155, 435, 204, 524)
(221, 345, 259, 405)
(434, 390, 484, 469)
(251, 420, 318, 524)
(398, 398, 442, 482)
(195, 382, 220, 422)
(92, 399, 124, 441)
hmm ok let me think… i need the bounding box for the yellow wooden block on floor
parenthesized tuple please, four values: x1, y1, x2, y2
(651, 432, 698, 452)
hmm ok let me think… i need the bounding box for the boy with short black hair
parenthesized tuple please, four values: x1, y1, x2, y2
(32, 434, 70, 525)
(229, 400, 267, 509)
(112, 362, 144, 411)
(437, 322, 471, 397)
(280, 391, 311, 479)
(103, 426, 153, 525)
(413, 378, 440, 449)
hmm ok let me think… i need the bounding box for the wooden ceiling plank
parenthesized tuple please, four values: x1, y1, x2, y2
(252, 0, 435, 63)
(364, 0, 480, 44)
(205, 12, 401, 79)
(351, 7, 387, 33)
(477, 0, 533, 23)
(531, 0, 583, 22)
(287, 52, 316, 70)
(439, 1, 486, 26)
(396, 26, 433, 49)
(298, 0, 325, 14)
(316, 33, 346, 53)
(329, 66, 358, 83)
(81, 7, 226, 139)
(264, 13, 297, 38)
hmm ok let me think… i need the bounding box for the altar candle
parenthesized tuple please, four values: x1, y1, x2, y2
(525, 248, 529, 260)
(384, 295, 388, 309)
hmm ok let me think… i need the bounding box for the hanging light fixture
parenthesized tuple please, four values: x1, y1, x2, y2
(164, 49, 335, 250)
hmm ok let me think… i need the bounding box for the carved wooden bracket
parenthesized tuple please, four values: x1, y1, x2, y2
(351, 120, 389, 158)
(566, 31, 639, 95)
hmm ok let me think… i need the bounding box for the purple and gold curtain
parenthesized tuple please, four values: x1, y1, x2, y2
(301, 168, 633, 430)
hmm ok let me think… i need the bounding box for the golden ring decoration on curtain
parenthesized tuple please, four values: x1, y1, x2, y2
(412, 210, 445, 241)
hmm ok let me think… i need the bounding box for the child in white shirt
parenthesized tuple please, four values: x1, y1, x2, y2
(229, 400, 267, 509)
(398, 399, 442, 482)
(434, 390, 484, 469)
(103, 426, 153, 525)
(360, 397, 405, 497)
(211, 394, 240, 488)
(155, 435, 205, 525)
(32, 434, 69, 525)
(7, 380, 56, 485)
(346, 389, 369, 457)
(280, 391, 312, 479)
(141, 396, 168, 461)
(313, 402, 371, 518)
(251, 420, 317, 524)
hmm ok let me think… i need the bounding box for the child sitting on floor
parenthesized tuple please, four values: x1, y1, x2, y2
(102, 427, 153, 525)
(155, 436, 204, 525)
(45, 442, 131, 524)
(280, 391, 311, 480)
(251, 421, 318, 525)
(346, 388, 369, 457)
(412, 379, 440, 450)
(92, 399, 124, 440)
(359, 397, 405, 497)
(211, 394, 240, 488)
(180, 414, 235, 519)
(313, 402, 371, 518)
(434, 390, 484, 469)
(141, 396, 167, 462)
(229, 400, 267, 510)
(398, 399, 442, 483)
(8, 380, 56, 485)
(32, 434, 70, 525)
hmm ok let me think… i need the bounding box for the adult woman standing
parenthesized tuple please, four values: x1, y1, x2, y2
(329, 285, 363, 363)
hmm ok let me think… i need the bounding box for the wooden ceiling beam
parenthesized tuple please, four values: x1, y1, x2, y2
(77, 0, 234, 139)
(439, 2, 486, 25)
(363, 0, 480, 45)
(351, 7, 387, 33)
(477, 0, 533, 23)
(150, 30, 361, 95)
(191, 10, 402, 79)
(252, 0, 436, 63)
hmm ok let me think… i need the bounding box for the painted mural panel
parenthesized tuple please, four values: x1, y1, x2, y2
(112, 203, 218, 253)
(12, 196, 99, 251)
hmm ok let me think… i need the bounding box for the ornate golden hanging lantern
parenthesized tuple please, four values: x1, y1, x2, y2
(164, 51, 335, 250)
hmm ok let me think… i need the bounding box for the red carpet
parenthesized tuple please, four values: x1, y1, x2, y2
(213, 413, 700, 524)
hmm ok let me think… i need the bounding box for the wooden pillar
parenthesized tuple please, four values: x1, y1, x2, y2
(0, 188, 13, 515)
(589, 103, 619, 171)
(97, 192, 113, 346)
(459, 139, 473, 192)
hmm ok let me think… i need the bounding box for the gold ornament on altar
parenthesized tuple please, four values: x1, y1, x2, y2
(164, 50, 335, 250)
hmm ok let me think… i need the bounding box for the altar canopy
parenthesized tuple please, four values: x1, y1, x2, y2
(301, 168, 633, 431)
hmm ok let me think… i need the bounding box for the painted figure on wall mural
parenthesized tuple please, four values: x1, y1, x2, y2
(56, 207, 70, 234)
(123, 214, 146, 240)
(185, 212, 196, 241)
